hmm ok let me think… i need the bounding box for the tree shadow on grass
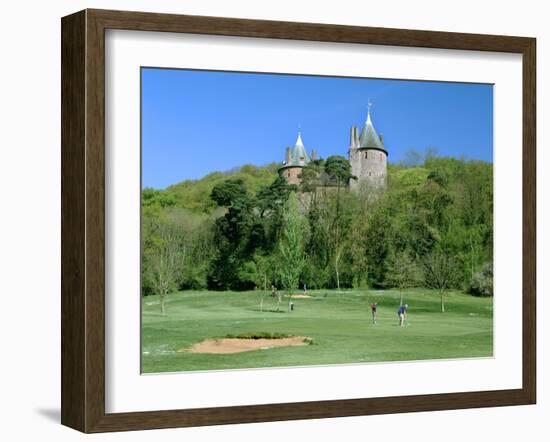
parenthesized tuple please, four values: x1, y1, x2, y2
(249, 308, 287, 314)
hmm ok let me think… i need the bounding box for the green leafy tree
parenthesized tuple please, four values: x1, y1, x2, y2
(209, 179, 257, 289)
(142, 187, 176, 210)
(365, 202, 392, 287)
(343, 211, 370, 288)
(324, 155, 356, 290)
(278, 192, 309, 312)
(256, 176, 294, 249)
(141, 154, 494, 299)
(210, 178, 250, 207)
(299, 159, 326, 206)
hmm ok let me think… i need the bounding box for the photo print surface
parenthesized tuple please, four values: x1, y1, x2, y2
(140, 67, 494, 374)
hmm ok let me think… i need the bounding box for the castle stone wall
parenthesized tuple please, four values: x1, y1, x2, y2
(350, 148, 387, 189)
(349, 147, 361, 189)
(279, 166, 303, 186)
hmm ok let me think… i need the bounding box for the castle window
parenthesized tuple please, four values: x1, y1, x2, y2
(287, 171, 291, 177)
(365, 152, 368, 159)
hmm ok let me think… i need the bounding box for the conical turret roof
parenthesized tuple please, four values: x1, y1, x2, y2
(290, 130, 310, 165)
(280, 128, 311, 169)
(359, 104, 385, 151)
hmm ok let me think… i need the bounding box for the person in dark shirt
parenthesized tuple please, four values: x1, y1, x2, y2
(397, 304, 408, 327)
(370, 302, 378, 324)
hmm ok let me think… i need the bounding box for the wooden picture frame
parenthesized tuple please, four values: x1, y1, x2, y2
(61, 8, 536, 433)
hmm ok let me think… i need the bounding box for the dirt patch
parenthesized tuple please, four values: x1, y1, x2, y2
(181, 336, 309, 354)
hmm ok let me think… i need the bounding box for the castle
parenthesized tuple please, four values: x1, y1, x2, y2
(278, 103, 388, 190)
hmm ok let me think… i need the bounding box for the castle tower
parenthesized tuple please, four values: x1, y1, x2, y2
(278, 129, 313, 185)
(349, 102, 388, 190)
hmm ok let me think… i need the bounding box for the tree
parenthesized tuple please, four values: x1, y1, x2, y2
(324, 156, 356, 291)
(209, 178, 259, 289)
(252, 252, 277, 312)
(468, 262, 493, 296)
(140, 154, 494, 298)
(278, 192, 308, 312)
(256, 176, 294, 249)
(385, 250, 421, 305)
(142, 187, 176, 205)
(303, 190, 332, 289)
(421, 249, 460, 312)
(364, 201, 392, 287)
(401, 149, 424, 167)
(299, 159, 326, 204)
(142, 216, 182, 314)
(210, 177, 249, 207)
(208, 176, 297, 290)
(343, 218, 369, 288)
(257, 176, 294, 217)
(325, 155, 354, 186)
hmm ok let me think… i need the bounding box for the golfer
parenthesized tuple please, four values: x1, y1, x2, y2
(370, 302, 378, 324)
(397, 304, 408, 327)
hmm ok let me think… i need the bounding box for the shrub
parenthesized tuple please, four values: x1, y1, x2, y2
(468, 262, 493, 296)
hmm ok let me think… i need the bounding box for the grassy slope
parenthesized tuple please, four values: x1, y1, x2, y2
(141, 288, 493, 373)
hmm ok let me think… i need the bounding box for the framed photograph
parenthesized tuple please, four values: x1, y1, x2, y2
(61, 9, 536, 433)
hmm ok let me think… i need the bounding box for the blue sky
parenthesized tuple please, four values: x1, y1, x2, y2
(142, 68, 493, 189)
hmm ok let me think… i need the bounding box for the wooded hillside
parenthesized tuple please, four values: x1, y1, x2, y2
(141, 155, 493, 301)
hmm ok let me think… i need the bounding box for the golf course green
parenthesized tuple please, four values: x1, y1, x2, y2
(141, 288, 493, 373)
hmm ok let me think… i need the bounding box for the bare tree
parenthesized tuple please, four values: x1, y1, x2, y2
(386, 251, 421, 306)
(421, 249, 459, 313)
(142, 215, 186, 315)
(253, 252, 272, 312)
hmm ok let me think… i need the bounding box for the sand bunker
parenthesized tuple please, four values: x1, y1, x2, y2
(181, 336, 309, 354)
(285, 294, 312, 299)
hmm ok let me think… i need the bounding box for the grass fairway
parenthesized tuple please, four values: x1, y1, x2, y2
(141, 288, 493, 373)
